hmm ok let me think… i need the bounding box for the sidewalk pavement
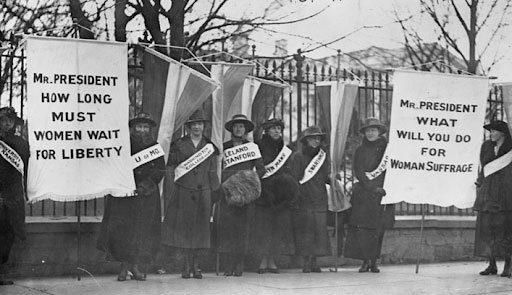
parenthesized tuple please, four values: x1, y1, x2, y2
(2, 261, 512, 295)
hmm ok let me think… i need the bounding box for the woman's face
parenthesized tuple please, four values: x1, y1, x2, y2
(490, 129, 504, 142)
(306, 135, 321, 148)
(267, 126, 282, 140)
(232, 122, 246, 138)
(188, 121, 204, 137)
(365, 127, 380, 142)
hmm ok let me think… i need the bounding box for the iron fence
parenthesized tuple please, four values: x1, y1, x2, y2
(0, 45, 503, 217)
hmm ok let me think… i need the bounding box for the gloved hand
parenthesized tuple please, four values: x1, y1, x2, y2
(374, 187, 386, 197)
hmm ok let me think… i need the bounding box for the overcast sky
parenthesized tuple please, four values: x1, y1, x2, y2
(212, 0, 512, 82)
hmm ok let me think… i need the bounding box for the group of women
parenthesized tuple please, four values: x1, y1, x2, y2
(97, 110, 395, 281)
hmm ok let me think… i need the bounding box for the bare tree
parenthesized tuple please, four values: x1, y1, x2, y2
(396, 0, 512, 74)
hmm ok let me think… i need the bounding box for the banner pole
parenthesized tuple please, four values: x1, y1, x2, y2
(334, 211, 339, 272)
(215, 202, 221, 276)
(76, 200, 82, 281)
(415, 204, 425, 274)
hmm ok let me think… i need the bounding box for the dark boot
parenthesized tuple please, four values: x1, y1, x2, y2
(480, 257, 498, 275)
(501, 258, 511, 278)
(370, 259, 380, 273)
(181, 254, 191, 279)
(117, 262, 128, 281)
(358, 260, 370, 273)
(302, 256, 311, 273)
(192, 255, 203, 279)
(310, 256, 321, 272)
(223, 254, 234, 276)
(234, 255, 244, 277)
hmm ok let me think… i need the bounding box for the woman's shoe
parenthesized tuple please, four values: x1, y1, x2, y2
(480, 266, 498, 275)
(181, 271, 191, 279)
(257, 268, 266, 274)
(224, 270, 234, 276)
(117, 267, 128, 281)
(267, 268, 279, 274)
(234, 271, 243, 277)
(500, 269, 511, 278)
(358, 261, 370, 273)
(192, 270, 203, 279)
(370, 265, 380, 273)
(131, 274, 146, 281)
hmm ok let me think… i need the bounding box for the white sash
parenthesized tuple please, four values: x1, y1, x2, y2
(174, 143, 215, 181)
(262, 145, 292, 179)
(132, 143, 164, 169)
(299, 149, 326, 184)
(483, 149, 512, 177)
(365, 149, 389, 181)
(223, 142, 262, 169)
(0, 139, 24, 175)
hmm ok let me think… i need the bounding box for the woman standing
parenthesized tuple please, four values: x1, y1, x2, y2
(250, 119, 297, 274)
(290, 126, 331, 273)
(97, 113, 166, 281)
(474, 120, 512, 278)
(214, 114, 265, 277)
(344, 117, 394, 273)
(161, 110, 219, 279)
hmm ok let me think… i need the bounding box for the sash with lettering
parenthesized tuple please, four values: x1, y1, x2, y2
(174, 143, 215, 181)
(262, 145, 292, 179)
(0, 139, 24, 175)
(483, 149, 512, 178)
(223, 142, 262, 169)
(132, 143, 165, 169)
(299, 148, 326, 184)
(365, 149, 389, 181)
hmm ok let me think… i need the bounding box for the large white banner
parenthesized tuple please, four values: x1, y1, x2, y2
(383, 70, 489, 208)
(26, 36, 136, 202)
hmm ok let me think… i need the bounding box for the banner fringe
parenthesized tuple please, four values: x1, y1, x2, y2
(27, 189, 136, 204)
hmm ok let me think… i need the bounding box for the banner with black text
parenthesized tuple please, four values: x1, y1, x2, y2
(382, 70, 488, 208)
(26, 36, 136, 202)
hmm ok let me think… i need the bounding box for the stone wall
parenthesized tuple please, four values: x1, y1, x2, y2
(5, 216, 478, 278)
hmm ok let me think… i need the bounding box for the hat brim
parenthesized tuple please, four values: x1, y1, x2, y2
(300, 132, 326, 143)
(0, 114, 24, 125)
(129, 117, 157, 127)
(359, 124, 387, 135)
(484, 123, 509, 133)
(225, 119, 255, 133)
(185, 119, 208, 125)
(262, 121, 285, 130)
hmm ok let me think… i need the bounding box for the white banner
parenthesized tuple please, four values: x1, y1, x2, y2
(26, 36, 136, 202)
(382, 70, 489, 208)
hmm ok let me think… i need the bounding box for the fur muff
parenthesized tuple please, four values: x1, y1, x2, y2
(222, 170, 261, 207)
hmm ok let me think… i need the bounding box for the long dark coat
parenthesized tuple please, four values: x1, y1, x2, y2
(248, 134, 297, 256)
(161, 136, 219, 250)
(213, 139, 265, 255)
(474, 138, 512, 258)
(97, 138, 165, 264)
(0, 132, 29, 264)
(344, 136, 395, 260)
(289, 144, 331, 257)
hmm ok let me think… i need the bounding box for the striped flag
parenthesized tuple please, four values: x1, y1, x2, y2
(316, 80, 359, 212)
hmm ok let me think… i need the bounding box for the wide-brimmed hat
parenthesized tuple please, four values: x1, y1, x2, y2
(484, 120, 509, 134)
(300, 125, 326, 143)
(0, 107, 23, 124)
(186, 109, 208, 125)
(261, 118, 285, 131)
(359, 117, 387, 135)
(225, 114, 255, 133)
(129, 112, 156, 128)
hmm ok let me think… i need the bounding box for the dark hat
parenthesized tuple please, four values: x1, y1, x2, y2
(359, 117, 387, 135)
(0, 107, 23, 124)
(186, 109, 208, 125)
(261, 118, 285, 131)
(484, 120, 509, 134)
(129, 112, 156, 128)
(225, 114, 255, 133)
(300, 125, 326, 143)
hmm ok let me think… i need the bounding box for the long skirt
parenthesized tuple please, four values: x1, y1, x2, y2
(292, 209, 331, 256)
(248, 205, 295, 256)
(0, 205, 15, 264)
(213, 199, 254, 255)
(474, 211, 512, 258)
(344, 225, 384, 260)
(97, 193, 161, 264)
(161, 185, 212, 250)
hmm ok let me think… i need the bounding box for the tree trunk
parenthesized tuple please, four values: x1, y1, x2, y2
(468, 0, 478, 74)
(114, 0, 128, 42)
(169, 0, 186, 60)
(69, 0, 95, 39)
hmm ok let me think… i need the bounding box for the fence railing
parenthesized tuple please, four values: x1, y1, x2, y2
(0, 46, 503, 217)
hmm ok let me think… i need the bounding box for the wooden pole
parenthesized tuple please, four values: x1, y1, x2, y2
(415, 204, 425, 274)
(76, 200, 82, 281)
